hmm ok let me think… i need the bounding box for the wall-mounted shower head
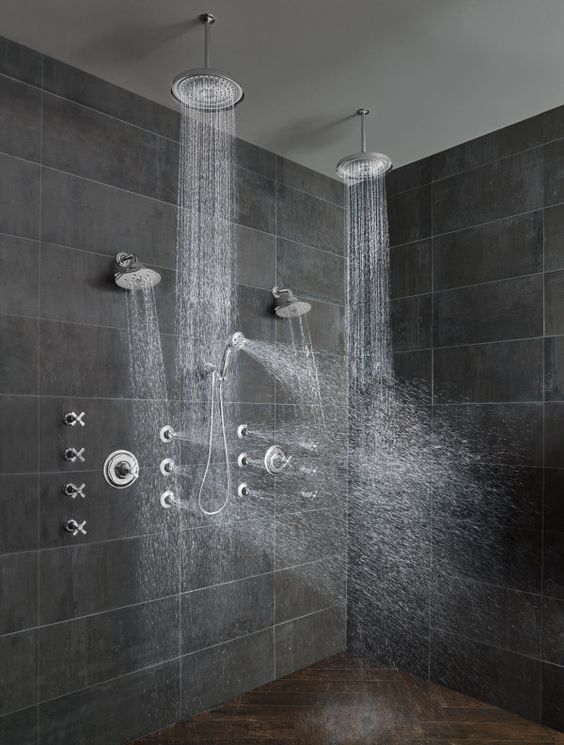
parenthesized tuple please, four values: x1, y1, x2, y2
(114, 252, 161, 290)
(272, 287, 311, 318)
(336, 109, 392, 183)
(171, 12, 244, 111)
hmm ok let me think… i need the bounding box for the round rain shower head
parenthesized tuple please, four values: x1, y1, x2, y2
(336, 152, 393, 183)
(171, 12, 244, 111)
(171, 69, 244, 111)
(114, 252, 161, 290)
(336, 108, 392, 183)
(272, 287, 312, 318)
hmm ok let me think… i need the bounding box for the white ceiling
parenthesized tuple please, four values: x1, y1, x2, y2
(2, 0, 564, 177)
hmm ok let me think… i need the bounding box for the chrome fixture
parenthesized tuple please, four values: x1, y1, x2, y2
(237, 424, 249, 439)
(64, 519, 87, 536)
(171, 12, 244, 111)
(272, 287, 311, 318)
(219, 331, 246, 380)
(114, 252, 161, 290)
(160, 458, 175, 476)
(64, 447, 85, 463)
(160, 490, 176, 509)
(63, 482, 86, 499)
(336, 109, 392, 182)
(103, 450, 139, 489)
(63, 411, 85, 427)
(237, 452, 250, 468)
(238, 483, 249, 497)
(160, 425, 175, 443)
(264, 445, 290, 475)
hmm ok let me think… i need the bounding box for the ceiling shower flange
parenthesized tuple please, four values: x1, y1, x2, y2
(200, 12, 215, 24)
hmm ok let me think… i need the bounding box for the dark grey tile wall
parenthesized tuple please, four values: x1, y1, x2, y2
(361, 101, 564, 730)
(0, 34, 346, 745)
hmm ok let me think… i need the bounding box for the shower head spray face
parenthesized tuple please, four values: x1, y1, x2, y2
(336, 108, 392, 183)
(114, 252, 161, 290)
(272, 287, 312, 318)
(171, 12, 244, 111)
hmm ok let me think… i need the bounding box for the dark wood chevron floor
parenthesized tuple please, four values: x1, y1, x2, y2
(132, 654, 564, 744)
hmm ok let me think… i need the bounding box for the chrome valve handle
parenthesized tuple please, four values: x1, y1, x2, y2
(63, 411, 85, 427)
(64, 519, 87, 536)
(63, 482, 86, 499)
(64, 447, 86, 463)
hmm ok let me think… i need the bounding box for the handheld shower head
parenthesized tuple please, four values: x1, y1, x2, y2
(219, 331, 246, 379)
(272, 287, 311, 318)
(114, 252, 161, 290)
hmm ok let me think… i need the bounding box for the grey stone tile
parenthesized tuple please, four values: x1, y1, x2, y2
(431, 574, 541, 658)
(0, 315, 38, 394)
(433, 211, 543, 291)
(275, 508, 345, 569)
(0, 395, 38, 474)
(0, 630, 36, 716)
(0, 152, 39, 239)
(544, 531, 564, 600)
(434, 275, 543, 347)
(276, 239, 344, 304)
(42, 56, 179, 140)
(275, 555, 346, 624)
(390, 239, 431, 299)
(277, 156, 343, 204)
(38, 659, 179, 745)
(0, 36, 41, 86)
(393, 350, 432, 401)
(388, 185, 431, 247)
(181, 573, 274, 653)
(38, 596, 180, 701)
(430, 628, 541, 721)
(0, 475, 37, 554)
(542, 105, 564, 143)
(542, 596, 564, 667)
(42, 93, 178, 203)
(386, 156, 432, 196)
(0, 706, 37, 745)
(433, 403, 543, 468)
(181, 517, 274, 592)
(434, 338, 543, 403)
(391, 294, 432, 351)
(433, 149, 543, 234)
(545, 468, 564, 532)
(545, 404, 564, 467)
(225, 351, 275, 404)
(236, 224, 275, 290)
(275, 605, 345, 678)
(39, 533, 179, 624)
(543, 661, 564, 730)
(238, 168, 275, 234)
(275, 300, 344, 355)
(236, 285, 275, 343)
(41, 169, 177, 269)
(276, 183, 344, 254)
(0, 74, 41, 161)
(432, 115, 544, 180)
(546, 270, 564, 336)
(543, 138, 564, 207)
(0, 235, 39, 317)
(0, 551, 37, 634)
(545, 203, 564, 272)
(182, 629, 273, 718)
(237, 139, 276, 180)
(544, 337, 564, 401)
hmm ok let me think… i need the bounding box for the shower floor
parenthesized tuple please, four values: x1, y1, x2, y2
(132, 654, 564, 744)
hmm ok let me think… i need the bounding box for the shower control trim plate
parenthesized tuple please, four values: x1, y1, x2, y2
(103, 450, 139, 489)
(264, 445, 290, 475)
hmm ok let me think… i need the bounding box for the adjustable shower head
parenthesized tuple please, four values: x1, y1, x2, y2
(336, 109, 392, 183)
(272, 287, 311, 318)
(114, 252, 161, 290)
(219, 331, 246, 379)
(171, 13, 244, 111)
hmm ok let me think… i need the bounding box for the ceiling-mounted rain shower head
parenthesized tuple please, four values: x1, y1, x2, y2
(171, 12, 244, 111)
(272, 287, 312, 318)
(114, 252, 161, 290)
(336, 109, 392, 183)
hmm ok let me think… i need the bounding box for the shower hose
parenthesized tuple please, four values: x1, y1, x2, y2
(197, 368, 231, 515)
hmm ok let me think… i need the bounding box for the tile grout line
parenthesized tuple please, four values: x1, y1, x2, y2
(540, 160, 546, 721)
(428, 175, 435, 681)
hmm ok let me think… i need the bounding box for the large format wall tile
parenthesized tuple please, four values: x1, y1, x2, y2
(0, 73, 41, 161)
(0, 235, 39, 316)
(275, 605, 345, 678)
(0, 35, 41, 86)
(0, 706, 37, 745)
(0, 395, 38, 474)
(543, 662, 564, 730)
(276, 239, 344, 304)
(42, 94, 178, 202)
(0, 316, 38, 394)
(277, 156, 343, 204)
(391, 294, 432, 351)
(433, 275, 542, 347)
(0, 152, 40, 238)
(433, 211, 543, 291)
(275, 556, 346, 624)
(238, 168, 275, 234)
(0, 629, 37, 715)
(390, 239, 431, 299)
(0, 475, 37, 554)
(388, 185, 431, 246)
(0, 551, 37, 634)
(277, 184, 344, 254)
(433, 148, 543, 234)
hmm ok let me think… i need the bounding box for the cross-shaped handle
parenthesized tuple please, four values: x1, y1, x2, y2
(63, 482, 86, 499)
(63, 411, 86, 427)
(65, 519, 87, 536)
(64, 447, 86, 463)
